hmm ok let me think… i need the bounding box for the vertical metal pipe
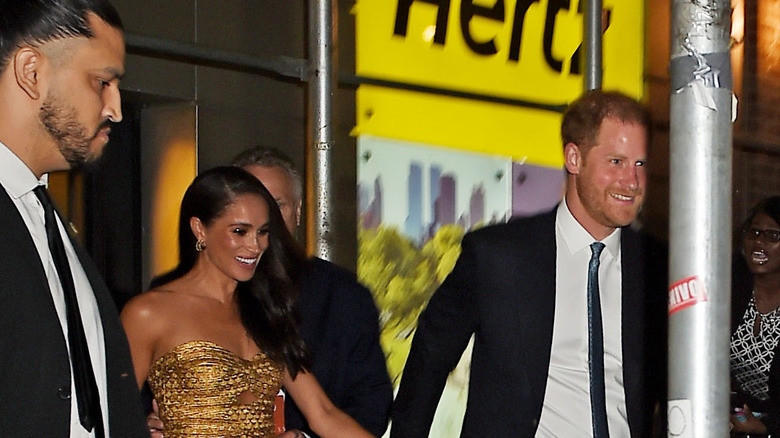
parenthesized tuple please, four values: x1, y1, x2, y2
(584, 0, 603, 91)
(667, 1, 733, 437)
(308, 0, 336, 260)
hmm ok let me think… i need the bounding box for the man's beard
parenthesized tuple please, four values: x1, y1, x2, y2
(39, 93, 105, 170)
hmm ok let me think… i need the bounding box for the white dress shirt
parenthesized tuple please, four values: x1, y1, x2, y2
(0, 141, 109, 438)
(535, 199, 629, 437)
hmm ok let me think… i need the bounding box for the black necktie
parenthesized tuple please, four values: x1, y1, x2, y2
(33, 186, 104, 437)
(588, 242, 609, 438)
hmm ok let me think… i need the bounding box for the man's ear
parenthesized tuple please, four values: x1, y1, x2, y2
(564, 142, 582, 175)
(13, 48, 43, 100)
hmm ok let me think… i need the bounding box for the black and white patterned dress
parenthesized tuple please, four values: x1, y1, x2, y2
(731, 297, 780, 401)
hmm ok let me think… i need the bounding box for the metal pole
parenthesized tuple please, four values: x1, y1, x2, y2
(125, 33, 308, 81)
(308, 0, 336, 260)
(667, 0, 733, 437)
(583, 0, 603, 91)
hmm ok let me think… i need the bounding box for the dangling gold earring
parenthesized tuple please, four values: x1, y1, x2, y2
(196, 239, 205, 252)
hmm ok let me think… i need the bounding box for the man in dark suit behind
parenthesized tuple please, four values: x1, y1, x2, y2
(392, 90, 667, 437)
(232, 147, 393, 438)
(0, 1, 147, 436)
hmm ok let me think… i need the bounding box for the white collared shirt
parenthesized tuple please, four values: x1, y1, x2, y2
(0, 141, 109, 438)
(535, 199, 629, 437)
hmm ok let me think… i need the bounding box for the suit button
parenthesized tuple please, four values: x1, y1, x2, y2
(58, 386, 71, 400)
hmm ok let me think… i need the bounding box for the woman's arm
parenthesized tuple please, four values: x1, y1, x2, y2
(283, 371, 375, 438)
(120, 294, 161, 388)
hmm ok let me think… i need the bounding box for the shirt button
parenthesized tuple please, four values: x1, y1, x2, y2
(58, 386, 71, 400)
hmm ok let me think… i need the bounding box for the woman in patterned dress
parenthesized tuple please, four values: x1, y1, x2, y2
(731, 196, 780, 436)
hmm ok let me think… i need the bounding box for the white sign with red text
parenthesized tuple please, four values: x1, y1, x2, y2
(668, 276, 708, 315)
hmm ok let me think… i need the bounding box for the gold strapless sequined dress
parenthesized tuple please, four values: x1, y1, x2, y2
(147, 340, 283, 437)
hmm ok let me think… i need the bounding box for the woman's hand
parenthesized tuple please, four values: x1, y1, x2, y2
(147, 399, 164, 438)
(730, 404, 767, 434)
(283, 371, 374, 437)
(276, 430, 306, 438)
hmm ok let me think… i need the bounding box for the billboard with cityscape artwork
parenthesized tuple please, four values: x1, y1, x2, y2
(357, 135, 564, 435)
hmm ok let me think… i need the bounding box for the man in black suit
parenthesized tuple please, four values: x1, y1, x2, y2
(232, 147, 393, 438)
(0, 1, 147, 436)
(392, 90, 666, 437)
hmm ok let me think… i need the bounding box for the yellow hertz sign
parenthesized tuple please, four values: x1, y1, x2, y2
(354, 0, 644, 167)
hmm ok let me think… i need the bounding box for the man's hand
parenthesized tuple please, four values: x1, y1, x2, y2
(147, 399, 164, 438)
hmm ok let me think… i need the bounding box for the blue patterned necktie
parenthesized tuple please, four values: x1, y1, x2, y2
(588, 242, 609, 438)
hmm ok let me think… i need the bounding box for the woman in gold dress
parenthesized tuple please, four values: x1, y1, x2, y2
(121, 167, 374, 438)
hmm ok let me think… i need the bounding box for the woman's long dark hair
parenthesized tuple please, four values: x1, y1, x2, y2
(152, 166, 311, 377)
(742, 196, 780, 233)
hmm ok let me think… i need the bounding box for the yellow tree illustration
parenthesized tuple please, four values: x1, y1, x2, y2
(358, 223, 465, 386)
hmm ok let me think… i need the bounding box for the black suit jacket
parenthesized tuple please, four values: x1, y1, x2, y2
(285, 257, 393, 437)
(392, 207, 667, 437)
(0, 185, 147, 437)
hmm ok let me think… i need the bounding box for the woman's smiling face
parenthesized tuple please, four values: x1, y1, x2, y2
(743, 212, 780, 276)
(196, 193, 270, 283)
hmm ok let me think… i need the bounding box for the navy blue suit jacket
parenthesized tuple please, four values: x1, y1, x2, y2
(392, 207, 667, 437)
(285, 257, 392, 437)
(0, 185, 147, 437)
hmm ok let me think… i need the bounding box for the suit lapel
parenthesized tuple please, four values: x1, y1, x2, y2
(0, 186, 62, 317)
(509, 210, 558, 418)
(0, 186, 49, 291)
(60, 201, 136, 430)
(620, 228, 646, 435)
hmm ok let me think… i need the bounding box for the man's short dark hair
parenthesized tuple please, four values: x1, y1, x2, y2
(561, 89, 650, 152)
(231, 146, 303, 202)
(0, 0, 123, 72)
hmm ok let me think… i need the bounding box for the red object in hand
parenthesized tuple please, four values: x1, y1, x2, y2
(274, 391, 286, 434)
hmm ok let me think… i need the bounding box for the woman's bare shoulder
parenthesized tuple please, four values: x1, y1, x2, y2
(121, 285, 186, 324)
